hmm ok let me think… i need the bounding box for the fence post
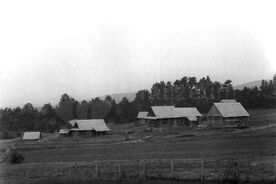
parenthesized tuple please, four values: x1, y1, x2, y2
(118, 161, 121, 179)
(89, 162, 92, 180)
(95, 161, 98, 179)
(143, 161, 147, 179)
(171, 159, 174, 177)
(274, 155, 276, 181)
(76, 162, 80, 183)
(51, 166, 54, 182)
(201, 157, 205, 183)
(25, 168, 28, 184)
(73, 162, 76, 184)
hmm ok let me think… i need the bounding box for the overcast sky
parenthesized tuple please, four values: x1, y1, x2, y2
(0, 0, 275, 108)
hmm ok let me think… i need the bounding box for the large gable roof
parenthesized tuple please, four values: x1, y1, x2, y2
(23, 132, 41, 140)
(207, 102, 249, 118)
(69, 119, 110, 132)
(149, 106, 201, 119)
(151, 106, 175, 119)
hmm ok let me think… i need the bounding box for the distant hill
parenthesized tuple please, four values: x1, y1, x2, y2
(234, 80, 269, 90)
(100, 92, 136, 103)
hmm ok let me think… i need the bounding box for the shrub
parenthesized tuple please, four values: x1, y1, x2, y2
(1, 131, 14, 139)
(16, 131, 21, 137)
(9, 152, 25, 164)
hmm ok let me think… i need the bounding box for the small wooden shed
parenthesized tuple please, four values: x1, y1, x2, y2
(137, 111, 148, 124)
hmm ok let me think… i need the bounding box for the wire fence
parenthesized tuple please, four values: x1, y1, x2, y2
(2, 156, 276, 184)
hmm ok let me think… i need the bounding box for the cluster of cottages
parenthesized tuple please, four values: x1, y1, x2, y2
(22, 119, 111, 141)
(137, 99, 249, 128)
(22, 99, 249, 141)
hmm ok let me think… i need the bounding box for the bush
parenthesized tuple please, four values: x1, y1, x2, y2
(16, 131, 21, 137)
(9, 152, 25, 164)
(0, 131, 14, 139)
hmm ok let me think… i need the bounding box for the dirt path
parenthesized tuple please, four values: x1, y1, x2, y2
(232, 123, 276, 135)
(250, 123, 276, 131)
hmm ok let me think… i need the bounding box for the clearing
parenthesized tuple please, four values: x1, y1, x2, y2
(0, 108, 275, 183)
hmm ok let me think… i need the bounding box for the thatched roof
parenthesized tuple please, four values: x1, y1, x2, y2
(137, 111, 148, 119)
(69, 119, 110, 132)
(207, 102, 249, 118)
(22, 132, 41, 140)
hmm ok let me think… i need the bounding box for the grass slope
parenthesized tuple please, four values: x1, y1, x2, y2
(1, 108, 276, 183)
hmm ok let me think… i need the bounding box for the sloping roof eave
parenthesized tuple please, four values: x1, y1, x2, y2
(137, 111, 149, 119)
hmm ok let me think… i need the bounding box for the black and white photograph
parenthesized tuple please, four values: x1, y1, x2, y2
(0, 0, 275, 184)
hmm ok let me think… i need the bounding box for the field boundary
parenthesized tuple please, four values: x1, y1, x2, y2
(2, 156, 275, 184)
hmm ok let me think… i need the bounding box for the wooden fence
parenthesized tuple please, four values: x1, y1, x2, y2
(2, 157, 276, 184)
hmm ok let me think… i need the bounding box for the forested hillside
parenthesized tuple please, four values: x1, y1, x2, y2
(1, 74, 275, 133)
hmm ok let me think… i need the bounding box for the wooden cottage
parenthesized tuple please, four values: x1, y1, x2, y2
(68, 119, 110, 137)
(206, 101, 249, 128)
(145, 106, 202, 127)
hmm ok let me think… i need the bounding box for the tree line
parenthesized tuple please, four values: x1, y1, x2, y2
(0, 74, 275, 133)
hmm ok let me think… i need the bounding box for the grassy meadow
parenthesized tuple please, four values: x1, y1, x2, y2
(0, 108, 276, 183)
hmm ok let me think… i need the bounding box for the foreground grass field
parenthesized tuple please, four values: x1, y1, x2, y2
(13, 132, 276, 162)
(0, 108, 276, 183)
(13, 108, 276, 162)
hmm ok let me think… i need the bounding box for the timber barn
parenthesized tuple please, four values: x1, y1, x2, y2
(68, 119, 110, 137)
(206, 100, 249, 127)
(145, 106, 202, 127)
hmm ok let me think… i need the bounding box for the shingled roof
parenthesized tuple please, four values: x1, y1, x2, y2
(207, 102, 249, 118)
(69, 119, 110, 132)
